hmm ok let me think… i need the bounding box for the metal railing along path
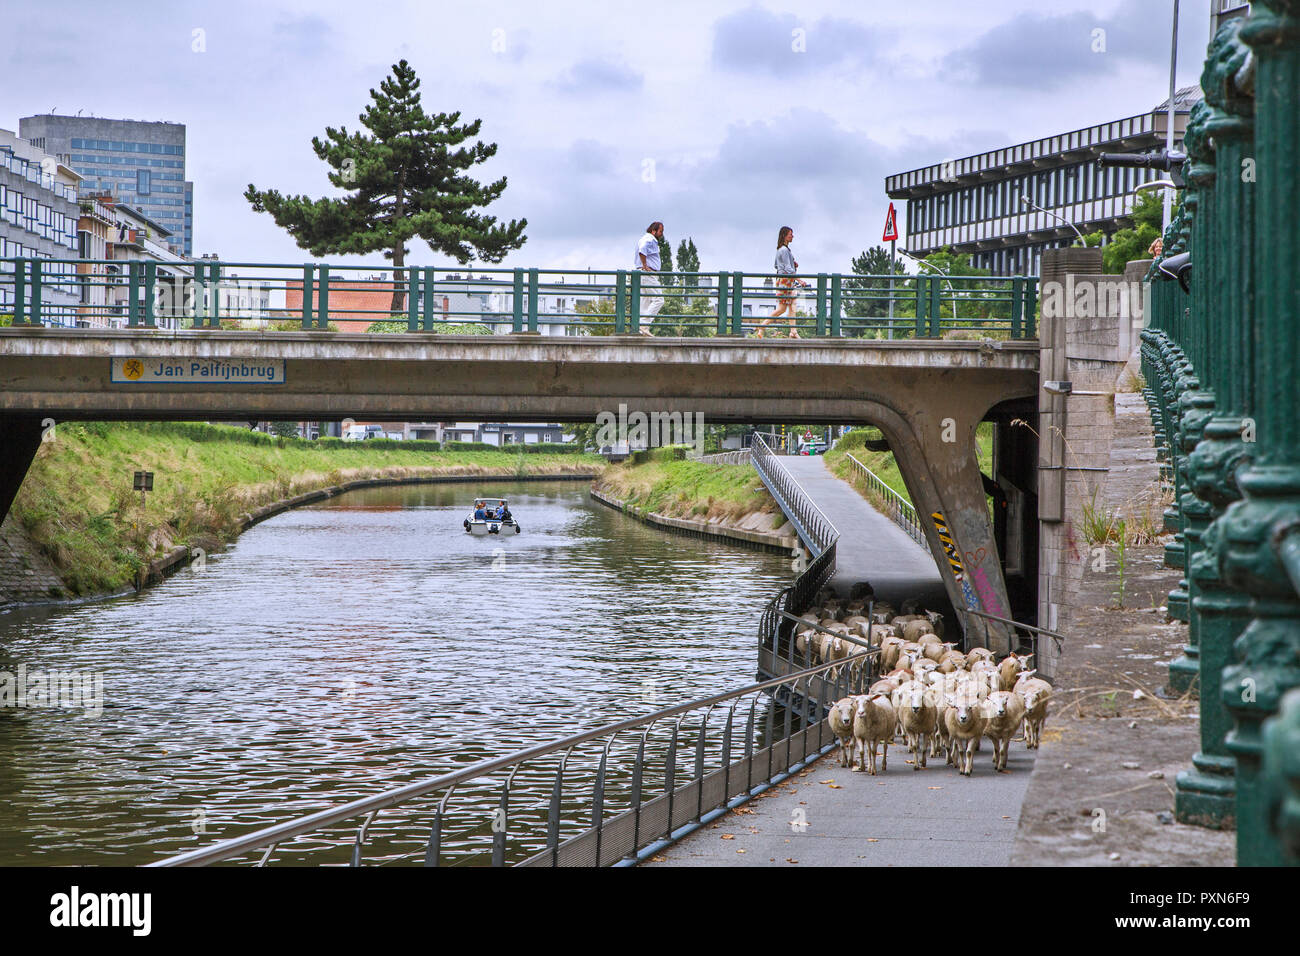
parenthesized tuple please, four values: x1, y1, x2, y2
(0, 258, 1038, 340)
(750, 433, 838, 558)
(844, 452, 926, 549)
(150, 654, 875, 868)
(751, 433, 841, 667)
(960, 607, 1064, 672)
(694, 449, 752, 465)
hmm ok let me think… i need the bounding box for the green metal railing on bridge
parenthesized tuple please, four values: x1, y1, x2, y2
(1138, 5, 1300, 866)
(0, 258, 1038, 340)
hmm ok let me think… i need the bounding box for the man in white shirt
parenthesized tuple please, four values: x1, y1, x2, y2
(634, 221, 665, 334)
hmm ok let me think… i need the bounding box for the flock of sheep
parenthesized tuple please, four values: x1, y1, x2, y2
(793, 591, 1051, 778)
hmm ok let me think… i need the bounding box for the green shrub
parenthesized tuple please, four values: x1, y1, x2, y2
(630, 445, 689, 465)
(441, 441, 496, 452)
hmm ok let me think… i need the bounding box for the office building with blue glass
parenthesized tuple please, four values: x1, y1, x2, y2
(19, 115, 192, 257)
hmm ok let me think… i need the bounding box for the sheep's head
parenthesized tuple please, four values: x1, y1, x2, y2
(833, 697, 856, 725)
(1020, 686, 1048, 711)
(984, 692, 1012, 719)
(951, 699, 976, 726)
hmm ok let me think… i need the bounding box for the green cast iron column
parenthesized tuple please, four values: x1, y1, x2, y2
(1261, 687, 1300, 860)
(1178, 21, 1258, 826)
(1221, 0, 1300, 866)
(1169, 106, 1219, 700)
(1165, 207, 1200, 636)
(1159, 204, 1204, 690)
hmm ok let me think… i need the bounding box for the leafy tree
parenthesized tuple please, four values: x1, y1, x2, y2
(244, 59, 527, 313)
(574, 297, 617, 335)
(1079, 190, 1164, 274)
(658, 293, 715, 336)
(269, 421, 299, 439)
(913, 247, 1007, 325)
(366, 318, 493, 334)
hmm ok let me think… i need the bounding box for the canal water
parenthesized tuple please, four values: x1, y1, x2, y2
(0, 480, 794, 866)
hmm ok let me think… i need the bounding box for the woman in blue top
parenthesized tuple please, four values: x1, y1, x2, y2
(756, 226, 808, 338)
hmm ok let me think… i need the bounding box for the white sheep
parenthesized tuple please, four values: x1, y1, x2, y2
(872, 623, 899, 642)
(943, 692, 988, 776)
(879, 636, 905, 672)
(981, 691, 1026, 772)
(998, 652, 1033, 692)
(899, 619, 938, 643)
(922, 640, 958, 663)
(871, 677, 901, 697)
(898, 681, 940, 769)
(827, 636, 851, 678)
(852, 693, 896, 775)
(1014, 673, 1052, 749)
(923, 610, 945, 639)
(969, 660, 1003, 692)
(828, 696, 858, 767)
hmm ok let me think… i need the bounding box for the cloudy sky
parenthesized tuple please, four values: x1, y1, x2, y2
(3, 0, 1212, 274)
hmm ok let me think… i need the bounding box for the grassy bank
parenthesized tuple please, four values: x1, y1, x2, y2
(824, 424, 994, 513)
(594, 449, 778, 524)
(13, 422, 603, 597)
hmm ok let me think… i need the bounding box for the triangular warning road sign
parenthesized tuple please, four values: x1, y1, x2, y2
(882, 202, 899, 242)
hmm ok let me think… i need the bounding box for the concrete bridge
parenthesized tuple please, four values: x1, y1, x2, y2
(0, 327, 1039, 649)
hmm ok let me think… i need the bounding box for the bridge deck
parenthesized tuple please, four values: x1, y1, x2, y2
(779, 455, 947, 611)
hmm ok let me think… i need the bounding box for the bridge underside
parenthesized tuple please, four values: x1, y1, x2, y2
(0, 330, 1039, 646)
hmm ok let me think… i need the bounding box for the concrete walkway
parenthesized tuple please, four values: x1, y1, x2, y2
(646, 454, 1033, 867)
(643, 739, 1033, 867)
(779, 455, 947, 610)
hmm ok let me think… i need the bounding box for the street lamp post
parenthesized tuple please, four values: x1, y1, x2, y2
(898, 249, 958, 322)
(1164, 0, 1181, 230)
(1020, 194, 1085, 245)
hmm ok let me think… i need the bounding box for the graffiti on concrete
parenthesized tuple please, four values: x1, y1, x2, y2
(964, 547, 1007, 618)
(931, 511, 980, 610)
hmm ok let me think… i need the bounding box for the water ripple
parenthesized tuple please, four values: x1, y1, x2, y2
(0, 481, 791, 865)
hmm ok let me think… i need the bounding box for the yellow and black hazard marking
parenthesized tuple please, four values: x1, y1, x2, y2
(931, 511, 965, 579)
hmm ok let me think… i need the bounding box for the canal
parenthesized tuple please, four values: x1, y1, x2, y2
(0, 480, 794, 866)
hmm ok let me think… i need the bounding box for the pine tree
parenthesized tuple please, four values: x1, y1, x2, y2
(845, 245, 907, 318)
(245, 60, 527, 313)
(676, 238, 700, 288)
(657, 235, 675, 287)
